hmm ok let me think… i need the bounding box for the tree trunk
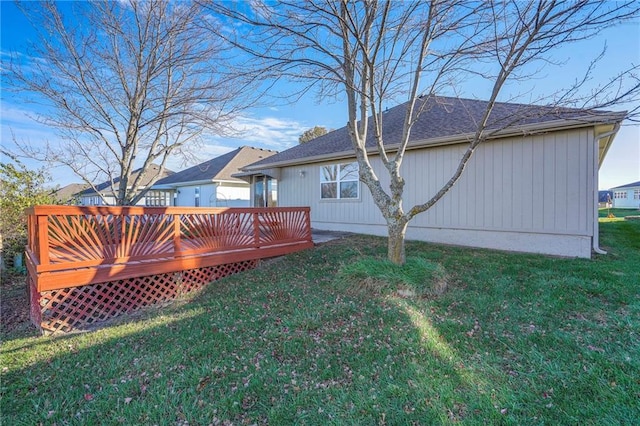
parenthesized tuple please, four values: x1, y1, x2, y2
(387, 219, 408, 265)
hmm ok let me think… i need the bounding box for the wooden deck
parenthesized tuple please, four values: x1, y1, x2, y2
(26, 205, 313, 292)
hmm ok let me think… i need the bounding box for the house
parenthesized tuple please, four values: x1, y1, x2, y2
(598, 190, 613, 208)
(152, 146, 277, 207)
(240, 95, 626, 258)
(51, 183, 90, 205)
(610, 181, 640, 209)
(79, 164, 174, 206)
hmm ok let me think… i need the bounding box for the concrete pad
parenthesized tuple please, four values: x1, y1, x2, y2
(311, 229, 352, 244)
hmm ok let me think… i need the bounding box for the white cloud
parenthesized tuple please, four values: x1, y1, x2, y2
(164, 113, 309, 170)
(1, 101, 314, 183)
(166, 142, 238, 171)
(225, 114, 308, 150)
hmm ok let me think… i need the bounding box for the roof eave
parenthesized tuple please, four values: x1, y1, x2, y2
(244, 113, 626, 170)
(151, 178, 214, 188)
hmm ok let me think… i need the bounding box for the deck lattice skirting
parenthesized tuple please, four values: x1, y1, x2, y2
(26, 206, 313, 333)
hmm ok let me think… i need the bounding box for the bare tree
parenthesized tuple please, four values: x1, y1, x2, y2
(6, 0, 250, 205)
(204, 0, 640, 264)
(299, 126, 330, 144)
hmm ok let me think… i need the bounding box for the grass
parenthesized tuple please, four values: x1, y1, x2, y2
(598, 207, 640, 221)
(2, 216, 639, 425)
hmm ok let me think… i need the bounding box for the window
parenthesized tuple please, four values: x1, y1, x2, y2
(320, 162, 359, 199)
(145, 190, 171, 206)
(614, 191, 627, 199)
(194, 187, 200, 207)
(88, 196, 102, 206)
(634, 189, 640, 200)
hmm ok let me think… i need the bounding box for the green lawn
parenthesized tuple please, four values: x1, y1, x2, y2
(598, 207, 639, 220)
(2, 218, 639, 425)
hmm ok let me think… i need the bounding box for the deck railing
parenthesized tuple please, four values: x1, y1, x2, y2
(26, 205, 313, 292)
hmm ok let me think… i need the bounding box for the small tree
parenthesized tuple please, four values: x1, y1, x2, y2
(6, 0, 252, 205)
(299, 126, 329, 144)
(0, 151, 56, 270)
(205, 0, 640, 264)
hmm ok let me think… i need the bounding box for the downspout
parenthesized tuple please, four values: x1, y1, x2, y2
(592, 123, 621, 255)
(212, 181, 219, 207)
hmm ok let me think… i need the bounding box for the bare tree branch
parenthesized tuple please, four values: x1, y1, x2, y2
(203, 0, 639, 264)
(6, 0, 255, 205)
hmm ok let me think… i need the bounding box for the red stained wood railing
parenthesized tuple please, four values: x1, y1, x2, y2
(26, 205, 313, 292)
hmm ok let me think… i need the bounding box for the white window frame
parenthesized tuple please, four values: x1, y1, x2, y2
(614, 191, 627, 199)
(320, 162, 359, 200)
(145, 190, 171, 206)
(89, 196, 102, 206)
(634, 189, 640, 200)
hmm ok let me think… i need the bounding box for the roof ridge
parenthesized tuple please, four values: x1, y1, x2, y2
(216, 146, 278, 181)
(238, 145, 279, 153)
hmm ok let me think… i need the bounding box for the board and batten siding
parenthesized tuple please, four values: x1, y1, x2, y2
(279, 127, 597, 257)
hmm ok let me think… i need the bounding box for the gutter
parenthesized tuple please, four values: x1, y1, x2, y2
(592, 122, 622, 255)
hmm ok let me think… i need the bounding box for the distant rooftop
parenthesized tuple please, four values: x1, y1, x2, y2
(610, 180, 640, 190)
(51, 183, 90, 203)
(155, 146, 277, 186)
(80, 164, 174, 195)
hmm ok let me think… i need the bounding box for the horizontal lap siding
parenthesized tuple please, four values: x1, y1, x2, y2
(280, 128, 594, 238)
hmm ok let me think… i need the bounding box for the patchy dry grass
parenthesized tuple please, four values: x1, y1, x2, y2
(2, 218, 639, 425)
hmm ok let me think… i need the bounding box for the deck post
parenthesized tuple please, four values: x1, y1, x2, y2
(36, 214, 49, 266)
(173, 213, 182, 257)
(253, 211, 260, 246)
(305, 208, 312, 242)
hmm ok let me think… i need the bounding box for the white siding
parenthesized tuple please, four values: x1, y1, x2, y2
(215, 183, 250, 207)
(174, 183, 250, 207)
(81, 195, 126, 206)
(176, 184, 206, 207)
(280, 128, 598, 258)
(612, 187, 640, 208)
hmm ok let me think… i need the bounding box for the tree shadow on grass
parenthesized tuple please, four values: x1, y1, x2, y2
(2, 229, 639, 424)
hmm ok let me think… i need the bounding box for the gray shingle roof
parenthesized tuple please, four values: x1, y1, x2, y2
(611, 180, 640, 189)
(245, 95, 624, 169)
(154, 146, 277, 186)
(51, 183, 90, 203)
(80, 164, 174, 195)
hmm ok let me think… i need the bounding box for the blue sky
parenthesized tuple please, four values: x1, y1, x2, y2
(1, 2, 638, 190)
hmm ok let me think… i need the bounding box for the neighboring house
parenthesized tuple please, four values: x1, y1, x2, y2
(598, 190, 613, 208)
(152, 146, 277, 207)
(610, 181, 640, 209)
(79, 164, 174, 206)
(241, 95, 626, 258)
(51, 183, 90, 205)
